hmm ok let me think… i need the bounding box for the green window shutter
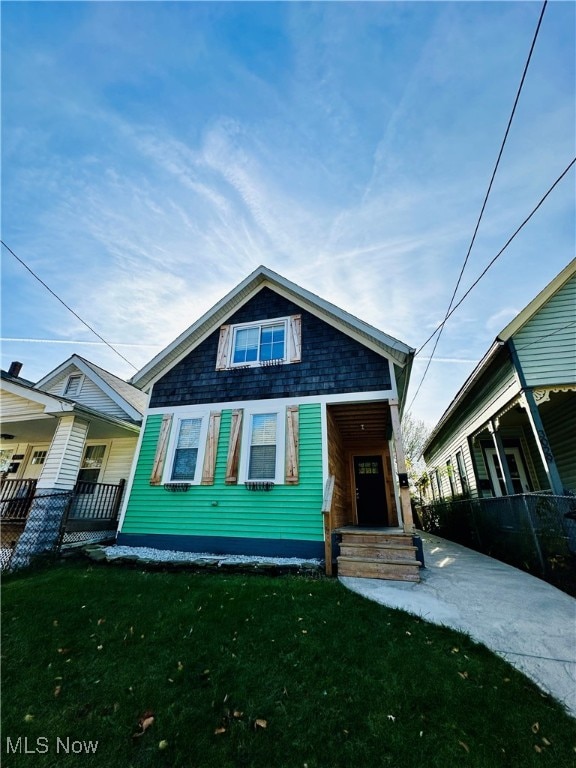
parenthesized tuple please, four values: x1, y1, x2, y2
(201, 411, 222, 485)
(285, 405, 299, 484)
(225, 409, 243, 484)
(289, 315, 302, 363)
(150, 413, 173, 485)
(216, 325, 231, 370)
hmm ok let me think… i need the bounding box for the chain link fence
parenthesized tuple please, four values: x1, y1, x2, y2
(417, 493, 576, 595)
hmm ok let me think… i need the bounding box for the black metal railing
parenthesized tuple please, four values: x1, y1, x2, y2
(0, 478, 38, 521)
(418, 493, 576, 595)
(67, 479, 125, 523)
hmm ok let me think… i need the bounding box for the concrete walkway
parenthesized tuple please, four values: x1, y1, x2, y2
(340, 532, 576, 718)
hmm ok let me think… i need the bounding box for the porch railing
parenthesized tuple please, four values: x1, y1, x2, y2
(67, 479, 126, 527)
(418, 493, 576, 595)
(0, 478, 38, 521)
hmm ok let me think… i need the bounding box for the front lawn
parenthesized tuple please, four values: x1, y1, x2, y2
(2, 562, 575, 767)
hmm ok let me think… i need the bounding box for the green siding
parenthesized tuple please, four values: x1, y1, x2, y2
(544, 394, 576, 492)
(121, 404, 324, 542)
(514, 274, 576, 387)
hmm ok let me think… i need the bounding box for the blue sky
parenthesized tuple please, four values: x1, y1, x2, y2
(2, 1, 574, 427)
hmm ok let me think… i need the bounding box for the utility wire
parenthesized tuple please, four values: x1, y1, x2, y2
(514, 320, 576, 352)
(413, 157, 575, 355)
(407, 0, 548, 411)
(1, 240, 139, 370)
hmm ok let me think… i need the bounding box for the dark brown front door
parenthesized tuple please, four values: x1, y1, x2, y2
(353, 455, 387, 526)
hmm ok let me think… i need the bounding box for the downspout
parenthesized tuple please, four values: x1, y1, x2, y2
(506, 339, 564, 495)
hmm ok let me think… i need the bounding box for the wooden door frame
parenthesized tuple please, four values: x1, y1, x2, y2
(349, 449, 394, 527)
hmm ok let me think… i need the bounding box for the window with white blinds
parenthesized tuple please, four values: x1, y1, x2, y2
(171, 418, 202, 481)
(248, 413, 277, 480)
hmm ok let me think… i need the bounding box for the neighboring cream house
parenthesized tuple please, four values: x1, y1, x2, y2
(0, 355, 146, 563)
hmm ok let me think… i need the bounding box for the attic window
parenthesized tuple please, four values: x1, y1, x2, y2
(216, 315, 301, 370)
(64, 374, 83, 397)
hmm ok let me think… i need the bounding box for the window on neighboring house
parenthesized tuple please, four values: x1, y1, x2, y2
(31, 450, 47, 465)
(77, 445, 106, 484)
(456, 450, 469, 494)
(446, 459, 455, 496)
(64, 374, 83, 397)
(248, 413, 278, 480)
(216, 315, 302, 370)
(434, 469, 443, 499)
(171, 418, 203, 481)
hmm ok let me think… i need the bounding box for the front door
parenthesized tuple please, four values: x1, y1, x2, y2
(23, 445, 51, 480)
(485, 447, 531, 496)
(353, 455, 387, 526)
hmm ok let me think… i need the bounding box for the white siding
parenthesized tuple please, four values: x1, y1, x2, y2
(44, 369, 131, 420)
(38, 416, 89, 490)
(1, 391, 46, 420)
(99, 438, 138, 485)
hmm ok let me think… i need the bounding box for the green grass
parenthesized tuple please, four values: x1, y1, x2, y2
(2, 562, 575, 768)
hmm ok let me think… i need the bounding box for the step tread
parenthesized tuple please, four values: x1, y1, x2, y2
(338, 555, 422, 567)
(339, 542, 417, 551)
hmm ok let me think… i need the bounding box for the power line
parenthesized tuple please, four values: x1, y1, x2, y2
(414, 156, 575, 353)
(407, 0, 548, 411)
(1, 240, 139, 370)
(515, 320, 576, 352)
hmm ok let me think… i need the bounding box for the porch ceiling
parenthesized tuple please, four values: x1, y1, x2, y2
(0, 415, 137, 443)
(328, 402, 391, 444)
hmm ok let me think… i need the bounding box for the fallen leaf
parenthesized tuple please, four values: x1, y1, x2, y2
(57, 648, 71, 655)
(24, 714, 34, 722)
(214, 727, 226, 735)
(542, 737, 551, 746)
(534, 745, 542, 753)
(97, 645, 103, 651)
(158, 740, 169, 750)
(531, 722, 540, 734)
(132, 711, 155, 738)
(458, 671, 468, 680)
(387, 715, 396, 722)
(54, 685, 62, 697)
(254, 719, 267, 729)
(97, 618, 106, 626)
(451, 647, 459, 654)
(233, 710, 244, 719)
(177, 661, 184, 672)
(459, 741, 470, 753)
(53, 620, 58, 627)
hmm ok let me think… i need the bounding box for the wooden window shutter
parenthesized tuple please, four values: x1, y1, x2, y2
(289, 315, 302, 363)
(225, 409, 243, 484)
(150, 413, 173, 485)
(201, 411, 221, 485)
(216, 325, 231, 370)
(285, 406, 299, 484)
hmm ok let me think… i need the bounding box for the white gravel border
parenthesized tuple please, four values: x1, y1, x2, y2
(102, 544, 322, 567)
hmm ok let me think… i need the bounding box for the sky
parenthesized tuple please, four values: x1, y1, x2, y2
(1, 1, 574, 428)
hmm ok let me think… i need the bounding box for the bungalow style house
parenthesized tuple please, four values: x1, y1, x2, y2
(118, 266, 421, 579)
(0, 355, 146, 565)
(423, 258, 575, 502)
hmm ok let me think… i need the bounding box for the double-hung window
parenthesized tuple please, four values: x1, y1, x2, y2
(248, 413, 277, 480)
(170, 418, 203, 481)
(232, 321, 286, 366)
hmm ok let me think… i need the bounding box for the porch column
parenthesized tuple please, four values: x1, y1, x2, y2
(389, 400, 414, 533)
(507, 339, 564, 495)
(11, 415, 89, 569)
(487, 420, 515, 496)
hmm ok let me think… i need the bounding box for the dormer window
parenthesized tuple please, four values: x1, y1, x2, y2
(64, 374, 83, 397)
(216, 315, 301, 370)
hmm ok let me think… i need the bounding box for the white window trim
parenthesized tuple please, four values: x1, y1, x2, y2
(162, 411, 210, 485)
(239, 407, 286, 485)
(229, 316, 291, 369)
(63, 373, 85, 397)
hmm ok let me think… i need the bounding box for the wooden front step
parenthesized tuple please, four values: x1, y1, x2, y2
(339, 542, 417, 561)
(336, 529, 421, 581)
(337, 556, 420, 581)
